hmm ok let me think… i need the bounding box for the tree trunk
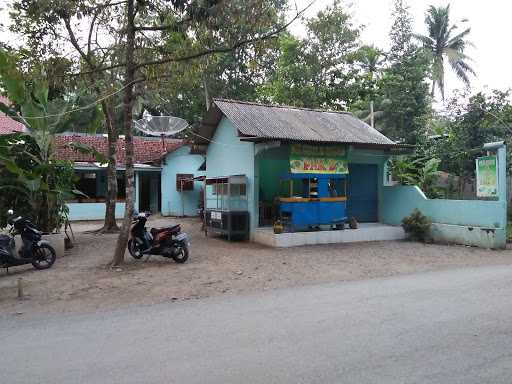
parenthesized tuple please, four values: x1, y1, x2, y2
(431, 81, 436, 98)
(202, 75, 211, 111)
(102, 101, 119, 232)
(112, 0, 136, 266)
(369, 100, 374, 128)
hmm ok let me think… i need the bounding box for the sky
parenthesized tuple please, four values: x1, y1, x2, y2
(291, 0, 512, 105)
(1, 0, 511, 105)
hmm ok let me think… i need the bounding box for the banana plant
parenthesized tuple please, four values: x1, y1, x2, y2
(0, 49, 102, 158)
(389, 156, 442, 198)
(0, 48, 102, 231)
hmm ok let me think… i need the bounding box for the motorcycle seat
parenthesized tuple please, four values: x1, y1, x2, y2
(150, 224, 181, 236)
(0, 234, 11, 247)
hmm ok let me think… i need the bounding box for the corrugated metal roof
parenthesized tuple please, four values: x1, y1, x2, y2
(211, 99, 396, 146)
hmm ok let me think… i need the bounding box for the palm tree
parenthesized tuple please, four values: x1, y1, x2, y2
(416, 5, 475, 100)
(354, 45, 386, 128)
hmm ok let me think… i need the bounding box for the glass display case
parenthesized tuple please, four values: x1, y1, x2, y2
(204, 175, 249, 240)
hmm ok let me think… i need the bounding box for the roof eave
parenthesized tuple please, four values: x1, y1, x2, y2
(238, 136, 409, 149)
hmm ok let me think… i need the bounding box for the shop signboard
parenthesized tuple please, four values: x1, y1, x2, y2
(290, 144, 348, 174)
(476, 155, 498, 198)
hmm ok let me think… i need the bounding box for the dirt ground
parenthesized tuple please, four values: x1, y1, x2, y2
(1, 216, 511, 316)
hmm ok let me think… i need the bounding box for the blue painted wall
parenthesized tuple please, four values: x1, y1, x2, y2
(206, 117, 257, 233)
(68, 202, 126, 221)
(161, 145, 205, 216)
(381, 186, 506, 228)
(381, 185, 506, 247)
(381, 145, 507, 248)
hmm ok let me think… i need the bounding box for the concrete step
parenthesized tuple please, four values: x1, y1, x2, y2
(254, 223, 406, 248)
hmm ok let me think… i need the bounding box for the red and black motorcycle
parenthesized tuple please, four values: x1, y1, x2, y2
(128, 213, 189, 263)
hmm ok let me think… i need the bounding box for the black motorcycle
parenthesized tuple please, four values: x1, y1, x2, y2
(128, 212, 190, 263)
(0, 210, 57, 271)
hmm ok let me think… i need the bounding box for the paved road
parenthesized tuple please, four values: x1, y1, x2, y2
(2, 265, 512, 384)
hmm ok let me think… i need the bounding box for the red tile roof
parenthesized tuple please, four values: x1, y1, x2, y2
(55, 135, 184, 165)
(0, 96, 26, 134)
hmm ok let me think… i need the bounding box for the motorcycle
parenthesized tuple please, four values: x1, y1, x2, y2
(128, 212, 190, 263)
(0, 210, 57, 271)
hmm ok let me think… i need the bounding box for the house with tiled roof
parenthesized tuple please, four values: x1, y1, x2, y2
(0, 97, 205, 221)
(0, 96, 27, 135)
(55, 134, 205, 220)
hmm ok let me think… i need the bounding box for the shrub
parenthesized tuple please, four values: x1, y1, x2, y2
(0, 134, 77, 232)
(389, 156, 442, 198)
(401, 209, 431, 242)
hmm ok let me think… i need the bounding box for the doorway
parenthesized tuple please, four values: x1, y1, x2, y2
(138, 173, 161, 214)
(347, 164, 378, 222)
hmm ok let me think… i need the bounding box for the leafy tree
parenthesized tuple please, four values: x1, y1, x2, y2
(145, 0, 286, 122)
(350, 2, 431, 144)
(10, 0, 128, 232)
(376, 49, 432, 143)
(389, 0, 414, 62)
(433, 90, 511, 179)
(415, 5, 475, 99)
(258, 1, 362, 109)
(350, 45, 386, 127)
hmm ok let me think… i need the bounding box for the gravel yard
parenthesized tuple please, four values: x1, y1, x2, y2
(1, 216, 511, 315)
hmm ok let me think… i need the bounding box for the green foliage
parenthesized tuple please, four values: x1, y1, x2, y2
(389, 0, 414, 62)
(258, 1, 362, 109)
(0, 48, 102, 144)
(0, 133, 76, 231)
(425, 90, 511, 181)
(349, 1, 431, 143)
(133, 0, 286, 122)
(390, 155, 442, 198)
(401, 209, 431, 242)
(0, 48, 101, 231)
(415, 4, 475, 99)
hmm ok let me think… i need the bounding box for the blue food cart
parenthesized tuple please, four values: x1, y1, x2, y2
(278, 173, 348, 231)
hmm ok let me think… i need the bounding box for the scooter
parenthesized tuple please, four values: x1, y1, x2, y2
(128, 212, 190, 263)
(0, 210, 57, 271)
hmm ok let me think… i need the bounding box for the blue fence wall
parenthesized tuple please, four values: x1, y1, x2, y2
(381, 145, 507, 248)
(67, 202, 126, 221)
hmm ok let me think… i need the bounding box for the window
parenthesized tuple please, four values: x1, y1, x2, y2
(230, 183, 246, 197)
(328, 178, 346, 197)
(76, 172, 99, 198)
(383, 161, 396, 186)
(176, 174, 194, 191)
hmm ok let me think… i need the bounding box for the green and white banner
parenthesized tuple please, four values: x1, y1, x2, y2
(476, 155, 498, 198)
(289, 144, 348, 174)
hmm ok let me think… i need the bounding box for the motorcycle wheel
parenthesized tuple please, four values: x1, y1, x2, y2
(31, 244, 56, 270)
(172, 244, 189, 264)
(127, 240, 144, 259)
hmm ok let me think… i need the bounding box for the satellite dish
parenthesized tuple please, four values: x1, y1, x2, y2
(133, 115, 189, 137)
